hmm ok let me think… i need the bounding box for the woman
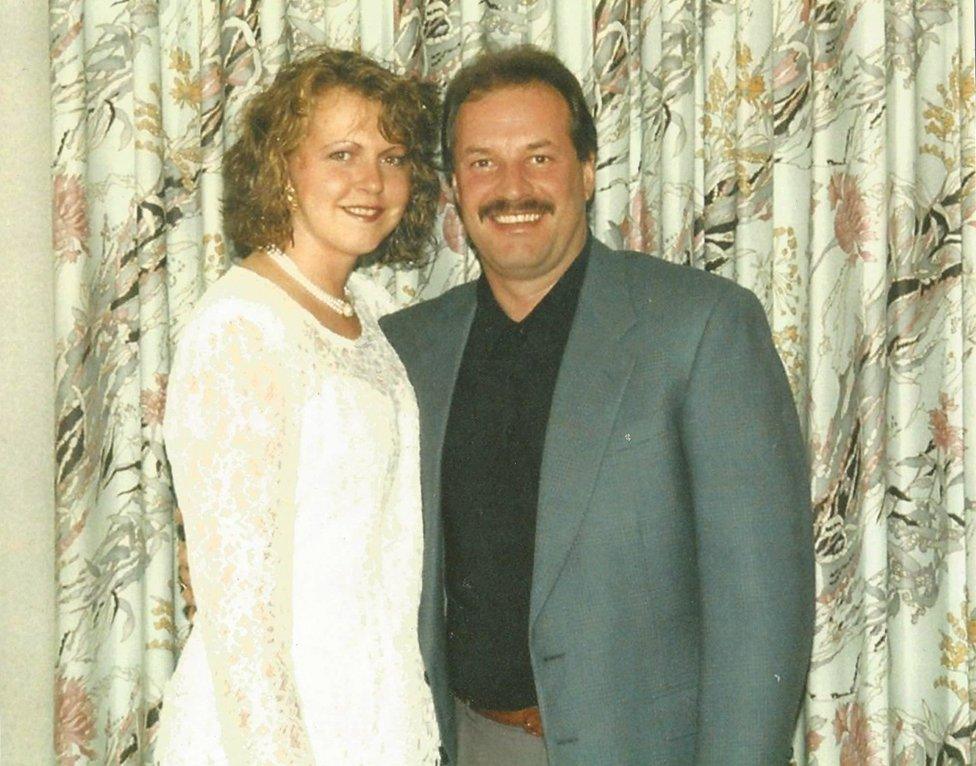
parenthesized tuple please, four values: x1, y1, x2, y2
(155, 49, 441, 765)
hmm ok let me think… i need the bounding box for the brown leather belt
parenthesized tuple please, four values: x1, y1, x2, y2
(473, 705, 544, 737)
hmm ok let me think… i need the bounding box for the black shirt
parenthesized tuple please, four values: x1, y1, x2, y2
(441, 240, 590, 710)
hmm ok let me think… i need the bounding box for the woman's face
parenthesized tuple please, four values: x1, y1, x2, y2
(286, 87, 411, 264)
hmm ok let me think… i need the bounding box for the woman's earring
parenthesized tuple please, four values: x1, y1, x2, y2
(284, 180, 298, 210)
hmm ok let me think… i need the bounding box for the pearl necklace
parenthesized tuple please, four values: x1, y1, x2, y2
(264, 245, 355, 317)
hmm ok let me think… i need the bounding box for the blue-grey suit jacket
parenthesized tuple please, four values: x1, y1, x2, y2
(380, 239, 815, 765)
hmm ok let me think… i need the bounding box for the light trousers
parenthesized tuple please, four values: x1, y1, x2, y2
(454, 699, 550, 766)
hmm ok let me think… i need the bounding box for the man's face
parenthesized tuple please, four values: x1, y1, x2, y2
(451, 83, 595, 288)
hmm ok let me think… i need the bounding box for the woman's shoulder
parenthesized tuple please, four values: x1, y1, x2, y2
(177, 267, 291, 353)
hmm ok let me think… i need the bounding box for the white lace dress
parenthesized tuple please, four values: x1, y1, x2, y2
(155, 267, 438, 765)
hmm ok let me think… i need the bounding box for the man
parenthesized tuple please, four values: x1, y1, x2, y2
(381, 46, 814, 766)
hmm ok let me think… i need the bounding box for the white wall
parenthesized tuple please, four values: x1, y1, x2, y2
(0, 1, 56, 763)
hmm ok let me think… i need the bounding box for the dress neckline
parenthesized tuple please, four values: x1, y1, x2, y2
(228, 264, 369, 348)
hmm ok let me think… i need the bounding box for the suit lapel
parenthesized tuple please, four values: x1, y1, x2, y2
(412, 284, 476, 612)
(531, 243, 638, 625)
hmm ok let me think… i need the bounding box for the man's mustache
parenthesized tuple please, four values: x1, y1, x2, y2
(477, 198, 555, 222)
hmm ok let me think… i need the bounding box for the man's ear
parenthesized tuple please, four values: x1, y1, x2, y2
(582, 154, 596, 202)
(447, 173, 461, 213)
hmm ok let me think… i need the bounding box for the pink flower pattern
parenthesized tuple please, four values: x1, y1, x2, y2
(53, 174, 89, 263)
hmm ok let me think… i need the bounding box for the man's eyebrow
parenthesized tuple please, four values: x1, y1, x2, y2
(461, 140, 556, 155)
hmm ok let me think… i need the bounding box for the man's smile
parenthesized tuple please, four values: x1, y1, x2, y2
(491, 212, 545, 225)
(478, 198, 554, 224)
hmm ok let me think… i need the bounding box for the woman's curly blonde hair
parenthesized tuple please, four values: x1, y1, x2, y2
(223, 48, 441, 265)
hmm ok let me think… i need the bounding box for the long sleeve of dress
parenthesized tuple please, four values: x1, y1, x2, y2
(164, 306, 316, 765)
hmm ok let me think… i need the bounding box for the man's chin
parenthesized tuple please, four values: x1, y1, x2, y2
(470, 229, 547, 257)
(475, 249, 553, 280)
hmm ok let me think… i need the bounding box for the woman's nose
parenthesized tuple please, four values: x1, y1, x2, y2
(355, 158, 384, 193)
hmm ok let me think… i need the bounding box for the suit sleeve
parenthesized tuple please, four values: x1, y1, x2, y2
(679, 286, 814, 764)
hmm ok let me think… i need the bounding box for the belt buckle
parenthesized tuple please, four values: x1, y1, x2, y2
(519, 708, 543, 737)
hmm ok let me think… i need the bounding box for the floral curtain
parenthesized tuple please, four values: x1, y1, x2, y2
(51, 0, 975, 763)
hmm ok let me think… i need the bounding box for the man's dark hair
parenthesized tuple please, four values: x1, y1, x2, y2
(441, 45, 597, 176)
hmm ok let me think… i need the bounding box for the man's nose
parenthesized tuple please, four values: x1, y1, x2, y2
(496, 162, 531, 199)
